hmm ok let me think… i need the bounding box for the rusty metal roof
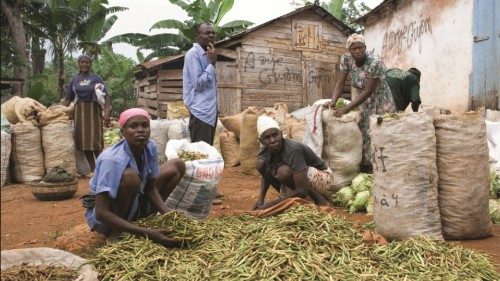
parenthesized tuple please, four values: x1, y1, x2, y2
(137, 4, 355, 70)
(355, 0, 394, 24)
(216, 3, 355, 46)
(137, 53, 185, 70)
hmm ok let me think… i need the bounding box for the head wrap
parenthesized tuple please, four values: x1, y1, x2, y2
(346, 33, 365, 49)
(77, 54, 92, 62)
(118, 108, 151, 128)
(257, 115, 280, 138)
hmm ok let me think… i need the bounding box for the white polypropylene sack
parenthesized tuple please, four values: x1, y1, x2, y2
(167, 118, 190, 141)
(486, 120, 500, 166)
(165, 139, 224, 219)
(1, 131, 11, 187)
(321, 109, 362, 192)
(150, 119, 177, 162)
(303, 105, 324, 157)
(1, 247, 98, 281)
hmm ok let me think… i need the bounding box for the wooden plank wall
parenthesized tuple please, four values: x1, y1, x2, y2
(224, 11, 351, 113)
(157, 69, 183, 119)
(135, 73, 158, 117)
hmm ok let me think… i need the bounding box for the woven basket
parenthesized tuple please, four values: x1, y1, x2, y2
(30, 180, 78, 201)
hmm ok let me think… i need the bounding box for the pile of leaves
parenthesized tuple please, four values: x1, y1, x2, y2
(91, 206, 499, 280)
(332, 173, 373, 214)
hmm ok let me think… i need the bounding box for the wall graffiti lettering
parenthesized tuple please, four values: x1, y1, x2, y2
(382, 17, 432, 55)
(308, 70, 333, 84)
(243, 51, 331, 85)
(259, 67, 302, 85)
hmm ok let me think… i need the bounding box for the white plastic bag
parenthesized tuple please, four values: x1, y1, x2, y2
(165, 139, 224, 219)
(94, 83, 106, 108)
(303, 105, 323, 157)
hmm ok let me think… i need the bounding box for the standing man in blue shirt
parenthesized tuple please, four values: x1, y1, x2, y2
(183, 22, 218, 146)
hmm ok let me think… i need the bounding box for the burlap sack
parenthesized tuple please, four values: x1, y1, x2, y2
(212, 120, 226, 153)
(0, 96, 46, 125)
(322, 109, 362, 192)
(37, 104, 72, 127)
(11, 122, 45, 182)
(434, 109, 492, 239)
(371, 111, 443, 241)
(220, 113, 243, 139)
(262, 106, 290, 139)
(166, 101, 189, 120)
(1, 248, 98, 281)
(239, 106, 264, 175)
(41, 121, 77, 176)
(1, 131, 11, 187)
(289, 118, 306, 141)
(219, 131, 240, 167)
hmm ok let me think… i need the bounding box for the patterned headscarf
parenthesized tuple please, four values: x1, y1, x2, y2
(346, 33, 365, 49)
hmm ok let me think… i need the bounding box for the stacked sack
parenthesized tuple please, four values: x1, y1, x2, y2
(370, 108, 493, 241)
(1, 114, 12, 187)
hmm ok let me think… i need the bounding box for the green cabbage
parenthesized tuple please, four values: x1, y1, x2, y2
(489, 199, 500, 224)
(335, 98, 347, 109)
(104, 128, 122, 147)
(351, 173, 373, 194)
(336, 186, 354, 207)
(490, 168, 499, 199)
(349, 190, 371, 213)
(366, 196, 374, 214)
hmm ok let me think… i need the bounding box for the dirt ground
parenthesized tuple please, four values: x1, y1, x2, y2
(1, 167, 499, 272)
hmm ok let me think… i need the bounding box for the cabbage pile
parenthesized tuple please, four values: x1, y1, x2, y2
(333, 173, 373, 214)
(104, 128, 121, 147)
(490, 199, 500, 224)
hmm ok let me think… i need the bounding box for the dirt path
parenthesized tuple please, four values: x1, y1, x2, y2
(1, 167, 499, 272)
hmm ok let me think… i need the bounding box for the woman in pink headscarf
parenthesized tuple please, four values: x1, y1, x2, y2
(82, 108, 187, 247)
(325, 33, 396, 172)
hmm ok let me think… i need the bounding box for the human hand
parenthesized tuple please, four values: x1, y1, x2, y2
(252, 200, 263, 211)
(103, 111, 111, 127)
(333, 106, 349, 118)
(323, 100, 332, 109)
(146, 228, 186, 248)
(206, 43, 217, 64)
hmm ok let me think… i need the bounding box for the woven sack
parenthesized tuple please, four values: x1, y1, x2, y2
(371, 111, 443, 241)
(219, 131, 240, 167)
(239, 106, 264, 175)
(434, 109, 492, 239)
(41, 121, 76, 175)
(11, 122, 45, 182)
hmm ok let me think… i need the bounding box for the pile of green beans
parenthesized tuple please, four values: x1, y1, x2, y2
(1, 265, 77, 281)
(91, 206, 499, 280)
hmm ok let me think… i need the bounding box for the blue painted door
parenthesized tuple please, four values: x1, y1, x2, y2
(471, 0, 499, 110)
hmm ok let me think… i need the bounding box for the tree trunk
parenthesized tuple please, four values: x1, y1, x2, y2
(31, 37, 46, 75)
(58, 51, 66, 98)
(1, 0, 29, 97)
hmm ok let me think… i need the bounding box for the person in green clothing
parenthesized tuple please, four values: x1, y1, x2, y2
(385, 67, 422, 112)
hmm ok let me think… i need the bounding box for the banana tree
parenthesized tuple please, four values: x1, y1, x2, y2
(26, 0, 126, 97)
(106, 0, 253, 61)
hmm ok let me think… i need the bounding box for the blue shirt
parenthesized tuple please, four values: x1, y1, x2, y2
(65, 73, 107, 103)
(183, 43, 218, 127)
(85, 139, 159, 234)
